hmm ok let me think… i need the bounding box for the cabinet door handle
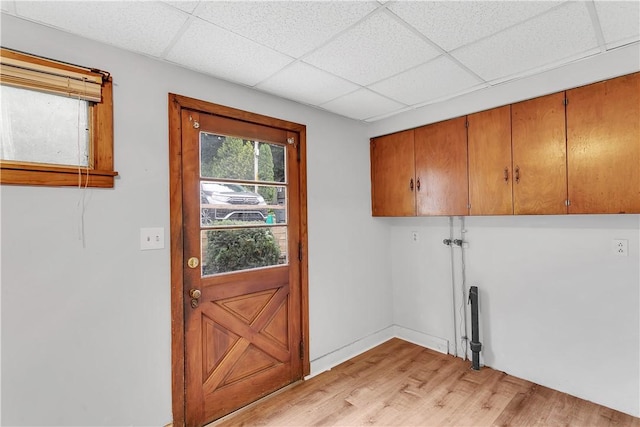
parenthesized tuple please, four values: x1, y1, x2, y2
(409, 178, 414, 191)
(515, 166, 520, 183)
(416, 178, 421, 191)
(504, 167, 509, 183)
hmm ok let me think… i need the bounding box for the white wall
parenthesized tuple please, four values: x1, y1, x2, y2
(373, 45, 640, 417)
(0, 14, 392, 426)
(389, 215, 639, 416)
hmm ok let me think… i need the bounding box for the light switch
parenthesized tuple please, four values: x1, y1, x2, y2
(140, 227, 165, 250)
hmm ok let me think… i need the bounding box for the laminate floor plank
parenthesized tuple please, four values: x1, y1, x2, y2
(210, 339, 639, 427)
(443, 371, 520, 426)
(493, 384, 559, 426)
(319, 344, 427, 426)
(544, 392, 585, 427)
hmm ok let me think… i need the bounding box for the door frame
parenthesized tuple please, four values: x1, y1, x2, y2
(168, 94, 310, 427)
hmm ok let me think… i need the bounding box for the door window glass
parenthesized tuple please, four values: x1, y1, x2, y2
(199, 132, 288, 276)
(200, 227, 287, 275)
(200, 182, 286, 226)
(200, 133, 285, 183)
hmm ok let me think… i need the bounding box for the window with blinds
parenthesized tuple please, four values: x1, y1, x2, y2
(0, 47, 117, 188)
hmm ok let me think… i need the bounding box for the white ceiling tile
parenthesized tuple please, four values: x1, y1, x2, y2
(370, 56, 483, 106)
(14, 1, 189, 57)
(256, 62, 360, 106)
(320, 88, 405, 121)
(388, 1, 564, 51)
(595, 1, 640, 49)
(304, 11, 440, 86)
(161, 1, 200, 14)
(166, 18, 294, 87)
(195, 1, 378, 58)
(452, 2, 599, 82)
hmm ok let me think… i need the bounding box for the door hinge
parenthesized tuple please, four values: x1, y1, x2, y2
(299, 340, 304, 360)
(296, 143, 300, 162)
(563, 98, 569, 106)
(298, 242, 303, 262)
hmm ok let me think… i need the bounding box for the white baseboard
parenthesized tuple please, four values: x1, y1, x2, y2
(307, 326, 395, 379)
(392, 325, 449, 354)
(307, 325, 449, 379)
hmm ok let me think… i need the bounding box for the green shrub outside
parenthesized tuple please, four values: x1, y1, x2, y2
(203, 221, 280, 275)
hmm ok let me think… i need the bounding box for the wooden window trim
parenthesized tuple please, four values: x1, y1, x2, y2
(0, 49, 117, 188)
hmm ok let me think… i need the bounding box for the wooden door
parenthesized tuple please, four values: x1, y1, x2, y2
(511, 92, 568, 215)
(414, 117, 469, 216)
(468, 105, 513, 215)
(370, 130, 416, 216)
(180, 109, 304, 426)
(566, 72, 640, 213)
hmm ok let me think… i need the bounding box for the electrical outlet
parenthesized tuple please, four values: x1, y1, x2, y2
(411, 231, 419, 243)
(612, 239, 628, 257)
(141, 227, 165, 250)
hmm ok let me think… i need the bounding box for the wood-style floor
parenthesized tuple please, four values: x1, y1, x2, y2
(212, 338, 639, 427)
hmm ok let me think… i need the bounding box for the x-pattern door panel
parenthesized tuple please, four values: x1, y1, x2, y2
(197, 277, 292, 417)
(201, 281, 290, 387)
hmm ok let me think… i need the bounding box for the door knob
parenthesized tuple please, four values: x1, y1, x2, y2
(187, 257, 199, 268)
(189, 289, 202, 299)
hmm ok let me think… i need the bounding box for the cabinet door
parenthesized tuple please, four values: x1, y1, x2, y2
(370, 130, 416, 216)
(567, 73, 640, 214)
(468, 105, 513, 215)
(414, 117, 469, 216)
(512, 92, 568, 215)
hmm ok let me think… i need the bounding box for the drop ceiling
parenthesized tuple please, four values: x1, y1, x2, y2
(1, 1, 639, 122)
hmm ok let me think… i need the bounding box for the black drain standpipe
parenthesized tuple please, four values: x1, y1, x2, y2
(469, 286, 482, 370)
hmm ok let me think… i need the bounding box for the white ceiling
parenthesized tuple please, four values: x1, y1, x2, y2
(2, 1, 639, 122)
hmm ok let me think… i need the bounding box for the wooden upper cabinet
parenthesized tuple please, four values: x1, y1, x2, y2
(468, 105, 513, 215)
(414, 117, 469, 216)
(370, 130, 416, 216)
(511, 92, 568, 215)
(369, 72, 638, 218)
(566, 72, 640, 214)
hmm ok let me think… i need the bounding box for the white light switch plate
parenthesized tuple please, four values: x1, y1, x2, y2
(140, 227, 165, 250)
